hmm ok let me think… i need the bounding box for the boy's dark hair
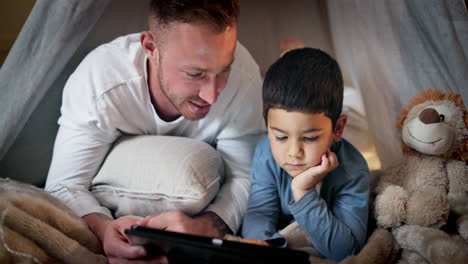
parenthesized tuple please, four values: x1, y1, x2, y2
(149, 0, 240, 33)
(263, 48, 344, 127)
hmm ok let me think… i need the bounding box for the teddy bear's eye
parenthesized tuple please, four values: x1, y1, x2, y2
(439, 114, 445, 122)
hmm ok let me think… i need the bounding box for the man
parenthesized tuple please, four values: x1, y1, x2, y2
(45, 0, 264, 261)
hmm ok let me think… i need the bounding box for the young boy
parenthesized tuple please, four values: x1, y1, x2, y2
(241, 48, 369, 261)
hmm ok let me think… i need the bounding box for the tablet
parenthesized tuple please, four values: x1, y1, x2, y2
(125, 225, 310, 264)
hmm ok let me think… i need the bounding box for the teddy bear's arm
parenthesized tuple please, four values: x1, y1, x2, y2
(374, 160, 408, 194)
(447, 160, 468, 241)
(447, 160, 468, 217)
(447, 160, 468, 194)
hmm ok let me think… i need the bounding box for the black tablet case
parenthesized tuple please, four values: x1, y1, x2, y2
(125, 225, 310, 264)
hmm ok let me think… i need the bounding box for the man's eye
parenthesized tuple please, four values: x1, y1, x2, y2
(219, 67, 231, 75)
(187, 72, 203, 78)
(303, 136, 319, 142)
(275, 136, 287, 141)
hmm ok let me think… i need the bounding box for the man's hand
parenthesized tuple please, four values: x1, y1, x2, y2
(291, 149, 338, 201)
(136, 211, 230, 238)
(83, 213, 151, 262)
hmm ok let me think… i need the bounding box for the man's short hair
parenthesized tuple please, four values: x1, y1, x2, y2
(149, 0, 240, 32)
(263, 48, 344, 127)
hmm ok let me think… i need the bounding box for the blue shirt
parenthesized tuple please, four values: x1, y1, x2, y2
(242, 136, 369, 261)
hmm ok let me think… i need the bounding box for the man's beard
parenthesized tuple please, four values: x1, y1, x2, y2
(158, 66, 209, 121)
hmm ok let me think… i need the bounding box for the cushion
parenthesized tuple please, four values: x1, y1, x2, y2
(91, 135, 223, 218)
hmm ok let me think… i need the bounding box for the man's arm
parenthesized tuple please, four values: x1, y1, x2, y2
(198, 211, 232, 236)
(83, 213, 113, 242)
(43, 54, 151, 260)
(47, 107, 151, 261)
(45, 124, 116, 219)
(45, 50, 120, 219)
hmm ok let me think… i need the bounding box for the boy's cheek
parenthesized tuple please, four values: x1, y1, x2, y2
(309, 155, 324, 167)
(269, 144, 284, 164)
(286, 165, 312, 178)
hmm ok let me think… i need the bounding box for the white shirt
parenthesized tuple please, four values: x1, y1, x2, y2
(45, 33, 265, 232)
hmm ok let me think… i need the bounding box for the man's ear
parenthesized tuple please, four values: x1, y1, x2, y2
(333, 114, 348, 142)
(140, 31, 159, 61)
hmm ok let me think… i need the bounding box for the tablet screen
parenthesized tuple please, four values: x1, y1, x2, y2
(125, 225, 310, 264)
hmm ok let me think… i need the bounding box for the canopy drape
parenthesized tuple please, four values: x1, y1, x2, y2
(1, 0, 467, 185)
(0, 0, 110, 159)
(327, 0, 468, 166)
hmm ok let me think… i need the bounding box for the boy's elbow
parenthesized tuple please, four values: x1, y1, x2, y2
(324, 236, 363, 262)
(344, 238, 365, 261)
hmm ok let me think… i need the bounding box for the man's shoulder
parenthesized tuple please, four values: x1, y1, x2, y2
(207, 42, 264, 130)
(218, 41, 262, 102)
(91, 33, 141, 55)
(230, 41, 262, 83)
(72, 33, 145, 91)
(61, 34, 148, 114)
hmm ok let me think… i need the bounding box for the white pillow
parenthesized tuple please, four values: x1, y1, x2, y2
(91, 135, 223, 218)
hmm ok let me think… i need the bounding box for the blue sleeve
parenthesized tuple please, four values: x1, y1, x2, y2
(241, 139, 284, 242)
(289, 169, 369, 261)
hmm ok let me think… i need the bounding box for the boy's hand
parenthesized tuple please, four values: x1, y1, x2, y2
(291, 150, 338, 201)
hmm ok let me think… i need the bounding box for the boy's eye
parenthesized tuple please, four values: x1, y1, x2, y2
(275, 136, 287, 141)
(303, 136, 319, 142)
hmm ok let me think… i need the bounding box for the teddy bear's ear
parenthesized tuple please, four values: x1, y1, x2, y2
(397, 106, 415, 155)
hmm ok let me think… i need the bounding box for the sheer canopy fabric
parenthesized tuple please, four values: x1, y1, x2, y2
(327, 0, 468, 167)
(0, 0, 467, 185)
(0, 0, 110, 159)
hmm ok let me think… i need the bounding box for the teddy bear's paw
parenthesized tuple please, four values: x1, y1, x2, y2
(374, 185, 408, 228)
(406, 189, 449, 228)
(398, 249, 429, 264)
(457, 215, 468, 242)
(448, 192, 468, 216)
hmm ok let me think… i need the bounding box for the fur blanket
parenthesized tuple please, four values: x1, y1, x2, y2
(0, 179, 106, 264)
(1, 178, 467, 264)
(277, 221, 399, 264)
(279, 221, 468, 264)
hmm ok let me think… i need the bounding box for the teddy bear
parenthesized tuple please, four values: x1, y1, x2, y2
(373, 89, 468, 263)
